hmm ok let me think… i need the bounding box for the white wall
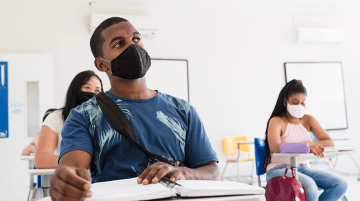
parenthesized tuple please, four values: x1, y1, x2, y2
(0, 53, 54, 201)
(1, 0, 360, 199)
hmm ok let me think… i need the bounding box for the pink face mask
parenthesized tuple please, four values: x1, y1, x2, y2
(287, 101, 306, 118)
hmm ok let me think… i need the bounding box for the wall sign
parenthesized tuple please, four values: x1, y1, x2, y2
(0, 61, 8, 138)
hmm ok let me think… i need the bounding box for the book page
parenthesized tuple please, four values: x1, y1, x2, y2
(86, 178, 175, 201)
(176, 180, 265, 197)
(324, 147, 339, 152)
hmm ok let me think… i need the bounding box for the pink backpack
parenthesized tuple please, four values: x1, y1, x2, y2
(265, 167, 307, 201)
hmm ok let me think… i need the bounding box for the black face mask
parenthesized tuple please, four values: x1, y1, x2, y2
(108, 44, 151, 80)
(77, 91, 96, 105)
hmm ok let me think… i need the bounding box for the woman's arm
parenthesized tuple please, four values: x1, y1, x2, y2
(21, 134, 40, 156)
(267, 117, 284, 153)
(307, 115, 334, 147)
(34, 125, 59, 169)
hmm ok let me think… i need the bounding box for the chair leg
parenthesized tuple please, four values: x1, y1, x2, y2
(341, 195, 348, 201)
(221, 162, 229, 181)
(30, 188, 39, 201)
(39, 187, 50, 199)
(237, 161, 240, 182)
(258, 176, 261, 187)
(249, 160, 255, 185)
(27, 174, 34, 201)
(27, 188, 33, 201)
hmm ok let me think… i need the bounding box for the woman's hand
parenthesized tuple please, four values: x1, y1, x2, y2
(308, 142, 324, 158)
(21, 143, 36, 156)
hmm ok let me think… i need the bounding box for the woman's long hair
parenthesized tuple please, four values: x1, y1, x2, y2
(43, 70, 103, 122)
(264, 79, 307, 171)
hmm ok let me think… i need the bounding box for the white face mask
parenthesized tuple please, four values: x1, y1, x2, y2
(287, 101, 306, 118)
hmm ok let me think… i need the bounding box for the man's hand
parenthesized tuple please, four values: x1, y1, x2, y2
(137, 162, 186, 185)
(308, 142, 324, 158)
(50, 165, 92, 201)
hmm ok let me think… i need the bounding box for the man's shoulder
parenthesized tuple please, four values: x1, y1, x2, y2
(72, 96, 101, 115)
(158, 92, 191, 114)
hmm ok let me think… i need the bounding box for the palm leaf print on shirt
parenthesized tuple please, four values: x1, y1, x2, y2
(156, 111, 186, 155)
(74, 98, 132, 174)
(168, 96, 190, 114)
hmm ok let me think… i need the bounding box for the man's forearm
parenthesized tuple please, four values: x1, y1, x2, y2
(182, 161, 219, 180)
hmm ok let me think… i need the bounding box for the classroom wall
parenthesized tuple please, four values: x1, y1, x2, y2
(1, 1, 360, 199)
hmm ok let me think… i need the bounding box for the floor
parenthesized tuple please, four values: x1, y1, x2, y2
(342, 175, 360, 201)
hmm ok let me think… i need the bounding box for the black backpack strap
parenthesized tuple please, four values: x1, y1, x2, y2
(96, 92, 173, 165)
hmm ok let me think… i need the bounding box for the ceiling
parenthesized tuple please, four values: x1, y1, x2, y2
(45, 0, 360, 16)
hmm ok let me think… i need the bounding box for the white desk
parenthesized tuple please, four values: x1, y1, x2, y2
(21, 155, 35, 169)
(237, 141, 254, 145)
(168, 194, 264, 200)
(22, 155, 36, 201)
(38, 195, 264, 201)
(28, 169, 55, 200)
(273, 150, 357, 180)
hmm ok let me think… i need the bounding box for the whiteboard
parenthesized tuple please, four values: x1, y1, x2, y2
(284, 62, 348, 130)
(146, 59, 189, 102)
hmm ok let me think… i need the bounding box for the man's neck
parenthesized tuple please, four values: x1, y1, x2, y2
(108, 77, 156, 99)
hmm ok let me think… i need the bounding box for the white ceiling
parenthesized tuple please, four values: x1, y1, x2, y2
(55, 0, 360, 15)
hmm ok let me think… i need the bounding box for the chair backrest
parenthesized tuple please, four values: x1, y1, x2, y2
(309, 132, 318, 142)
(223, 136, 250, 155)
(254, 138, 266, 176)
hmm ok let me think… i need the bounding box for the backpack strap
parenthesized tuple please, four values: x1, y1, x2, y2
(96, 92, 173, 165)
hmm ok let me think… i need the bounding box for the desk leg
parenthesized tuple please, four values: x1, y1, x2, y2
(290, 157, 299, 180)
(27, 175, 34, 201)
(29, 160, 35, 169)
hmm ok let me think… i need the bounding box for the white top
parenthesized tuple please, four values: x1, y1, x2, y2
(267, 123, 312, 171)
(42, 109, 64, 155)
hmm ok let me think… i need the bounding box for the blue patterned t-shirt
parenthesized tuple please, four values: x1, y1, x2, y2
(59, 91, 218, 183)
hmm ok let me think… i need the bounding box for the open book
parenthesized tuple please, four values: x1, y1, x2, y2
(85, 177, 265, 201)
(324, 147, 339, 152)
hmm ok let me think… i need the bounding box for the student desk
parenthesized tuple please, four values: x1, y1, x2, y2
(273, 150, 357, 180)
(28, 169, 55, 200)
(21, 155, 35, 168)
(163, 194, 264, 200)
(38, 194, 265, 201)
(21, 155, 36, 201)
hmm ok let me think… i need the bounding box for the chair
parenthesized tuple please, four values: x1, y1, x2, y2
(254, 138, 266, 187)
(255, 137, 348, 201)
(221, 136, 255, 184)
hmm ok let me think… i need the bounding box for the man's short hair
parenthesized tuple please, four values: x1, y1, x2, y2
(90, 17, 128, 58)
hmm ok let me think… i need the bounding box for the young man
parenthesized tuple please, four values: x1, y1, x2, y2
(50, 17, 219, 201)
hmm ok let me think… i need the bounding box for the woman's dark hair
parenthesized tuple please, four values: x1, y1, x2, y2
(43, 70, 103, 122)
(264, 79, 307, 171)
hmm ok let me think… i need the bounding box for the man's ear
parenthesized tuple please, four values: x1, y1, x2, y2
(94, 58, 109, 72)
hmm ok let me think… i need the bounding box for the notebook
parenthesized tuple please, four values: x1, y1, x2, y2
(85, 177, 265, 201)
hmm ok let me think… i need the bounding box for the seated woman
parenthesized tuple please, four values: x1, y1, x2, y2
(265, 79, 348, 201)
(22, 70, 103, 169)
